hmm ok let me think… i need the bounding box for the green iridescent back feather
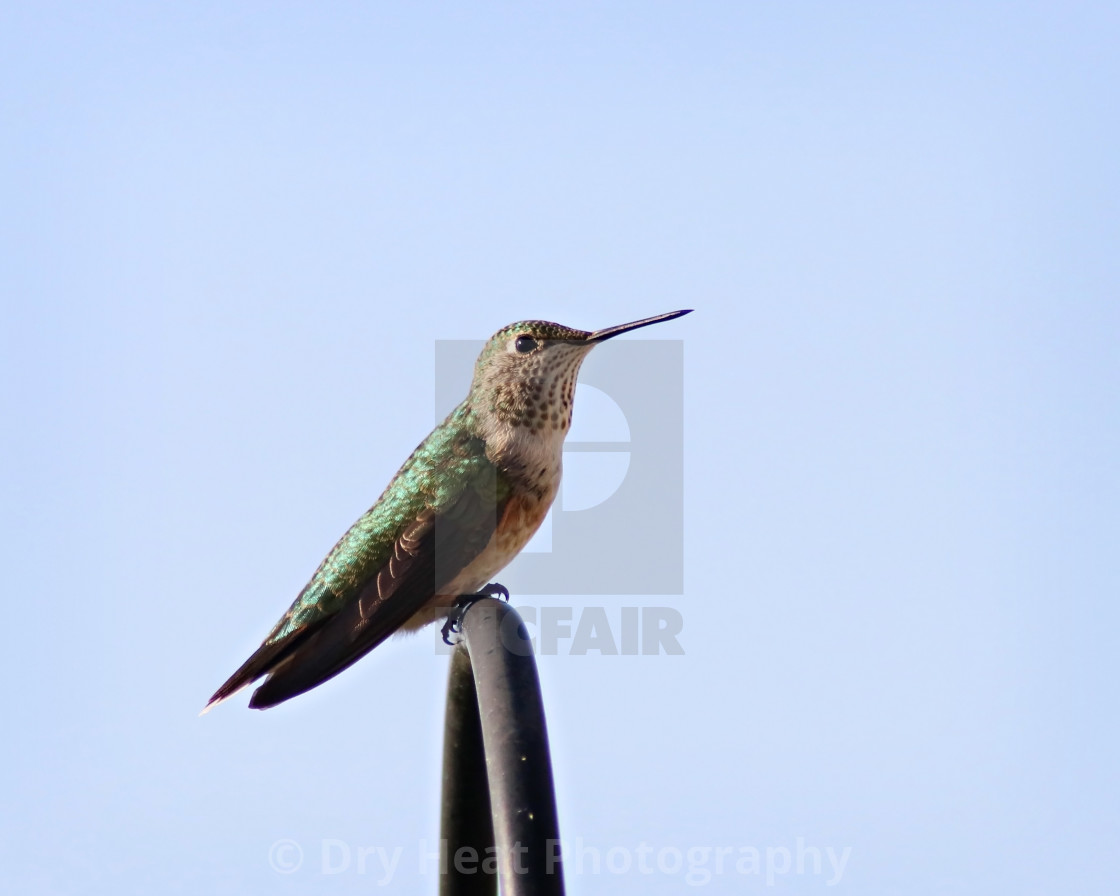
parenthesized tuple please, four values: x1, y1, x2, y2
(262, 402, 512, 644)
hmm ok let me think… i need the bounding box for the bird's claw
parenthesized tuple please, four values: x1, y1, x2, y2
(441, 582, 511, 645)
(441, 613, 460, 646)
(479, 582, 510, 602)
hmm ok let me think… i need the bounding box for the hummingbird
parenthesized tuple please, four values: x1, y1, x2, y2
(204, 309, 691, 710)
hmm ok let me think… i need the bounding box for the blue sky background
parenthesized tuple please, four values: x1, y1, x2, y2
(2, 2, 1117, 893)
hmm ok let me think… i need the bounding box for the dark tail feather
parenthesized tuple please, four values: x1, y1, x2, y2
(245, 597, 427, 709)
(203, 623, 324, 712)
(246, 641, 363, 709)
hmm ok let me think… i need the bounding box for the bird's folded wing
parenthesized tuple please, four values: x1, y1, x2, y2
(206, 467, 509, 710)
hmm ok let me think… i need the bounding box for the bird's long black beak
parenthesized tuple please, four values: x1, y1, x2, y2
(587, 309, 692, 343)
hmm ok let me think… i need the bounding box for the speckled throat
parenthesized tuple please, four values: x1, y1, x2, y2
(482, 342, 586, 432)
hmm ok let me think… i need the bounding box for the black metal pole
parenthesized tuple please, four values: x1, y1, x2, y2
(439, 598, 565, 895)
(440, 644, 497, 896)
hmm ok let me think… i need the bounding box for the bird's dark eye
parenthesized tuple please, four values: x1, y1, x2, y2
(514, 335, 538, 354)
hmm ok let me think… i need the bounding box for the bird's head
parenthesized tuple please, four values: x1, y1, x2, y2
(467, 310, 692, 434)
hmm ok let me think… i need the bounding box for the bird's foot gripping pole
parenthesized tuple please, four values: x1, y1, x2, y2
(441, 582, 511, 646)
